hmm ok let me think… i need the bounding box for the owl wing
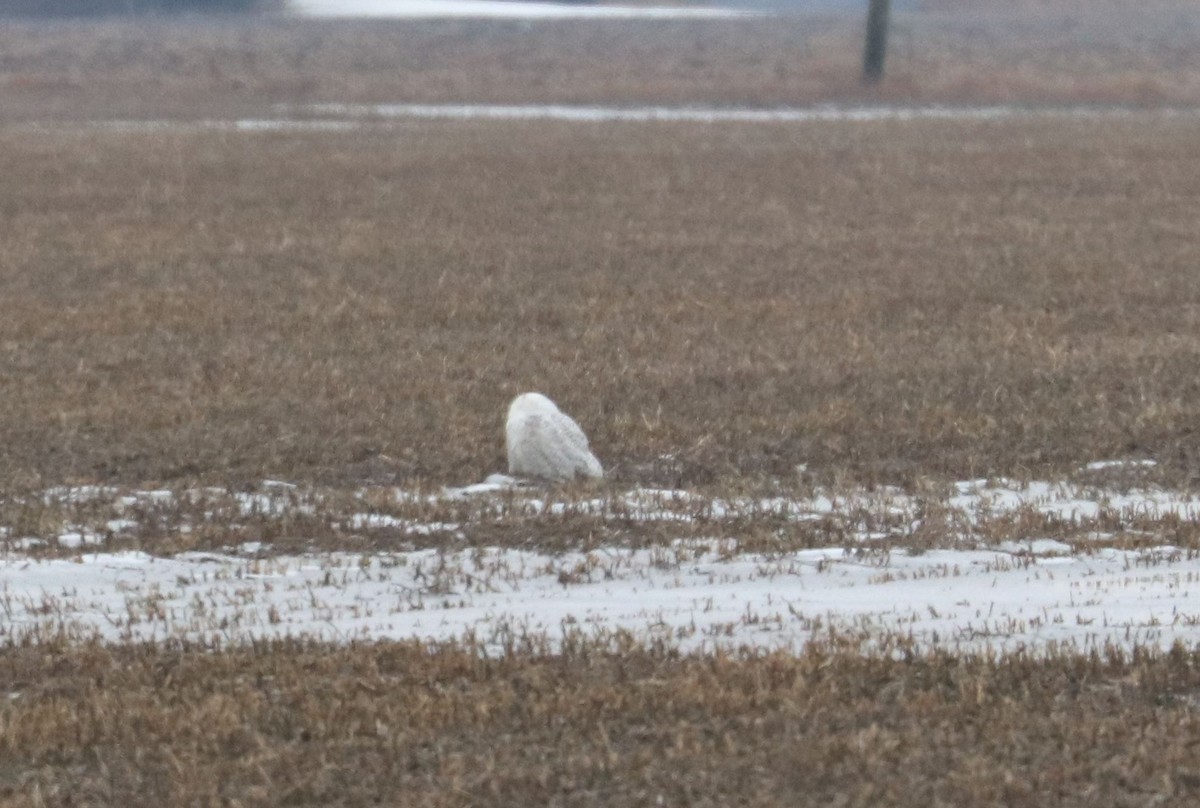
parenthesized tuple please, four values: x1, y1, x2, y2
(549, 410, 604, 479)
(512, 411, 603, 481)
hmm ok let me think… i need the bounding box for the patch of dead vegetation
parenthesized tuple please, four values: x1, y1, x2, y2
(9, 475, 1200, 560)
(2, 637, 1200, 805)
(2, 119, 1200, 497)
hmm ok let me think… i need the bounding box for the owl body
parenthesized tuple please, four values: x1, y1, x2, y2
(506, 393, 603, 483)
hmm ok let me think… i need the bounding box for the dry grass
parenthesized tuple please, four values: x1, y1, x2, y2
(1, 637, 1200, 806)
(1, 4, 1200, 123)
(2, 118, 1200, 496)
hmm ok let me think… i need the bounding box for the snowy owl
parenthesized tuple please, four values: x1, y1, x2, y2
(506, 393, 604, 483)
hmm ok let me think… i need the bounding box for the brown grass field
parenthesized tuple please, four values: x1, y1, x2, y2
(4, 6, 1200, 805)
(4, 637, 1200, 806)
(3, 117, 1200, 495)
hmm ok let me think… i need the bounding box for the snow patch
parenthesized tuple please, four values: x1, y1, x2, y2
(56, 531, 103, 549)
(290, 0, 750, 19)
(2, 543, 1199, 654)
(1085, 459, 1158, 471)
(10, 463, 1200, 654)
(292, 102, 1200, 124)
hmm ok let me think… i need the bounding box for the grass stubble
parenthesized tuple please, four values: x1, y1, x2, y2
(5, 637, 1200, 806)
(3, 118, 1199, 494)
(4, 9, 1200, 805)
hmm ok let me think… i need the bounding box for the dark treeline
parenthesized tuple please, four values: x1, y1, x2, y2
(0, 0, 284, 16)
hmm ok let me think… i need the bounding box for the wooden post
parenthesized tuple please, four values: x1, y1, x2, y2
(863, 0, 891, 84)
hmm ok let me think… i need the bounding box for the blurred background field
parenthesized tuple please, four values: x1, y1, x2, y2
(0, 1, 1199, 123)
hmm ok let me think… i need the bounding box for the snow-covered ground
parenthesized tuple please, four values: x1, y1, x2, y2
(290, 0, 750, 19)
(4, 460, 1200, 655)
(289, 103, 1196, 124)
(2, 541, 1198, 655)
(33, 105, 1197, 136)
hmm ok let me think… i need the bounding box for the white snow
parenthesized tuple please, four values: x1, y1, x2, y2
(6, 460, 1200, 655)
(1084, 459, 1157, 471)
(290, 0, 750, 19)
(290, 103, 1200, 124)
(23, 106, 1200, 138)
(54, 531, 103, 550)
(444, 473, 528, 498)
(948, 478, 1200, 523)
(2, 542, 1199, 654)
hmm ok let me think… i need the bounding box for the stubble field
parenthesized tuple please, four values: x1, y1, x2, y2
(5, 118, 1200, 494)
(4, 7, 1200, 806)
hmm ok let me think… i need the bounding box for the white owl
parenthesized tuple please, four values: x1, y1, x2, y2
(506, 393, 604, 483)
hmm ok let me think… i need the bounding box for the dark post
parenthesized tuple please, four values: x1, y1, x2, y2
(863, 0, 891, 84)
